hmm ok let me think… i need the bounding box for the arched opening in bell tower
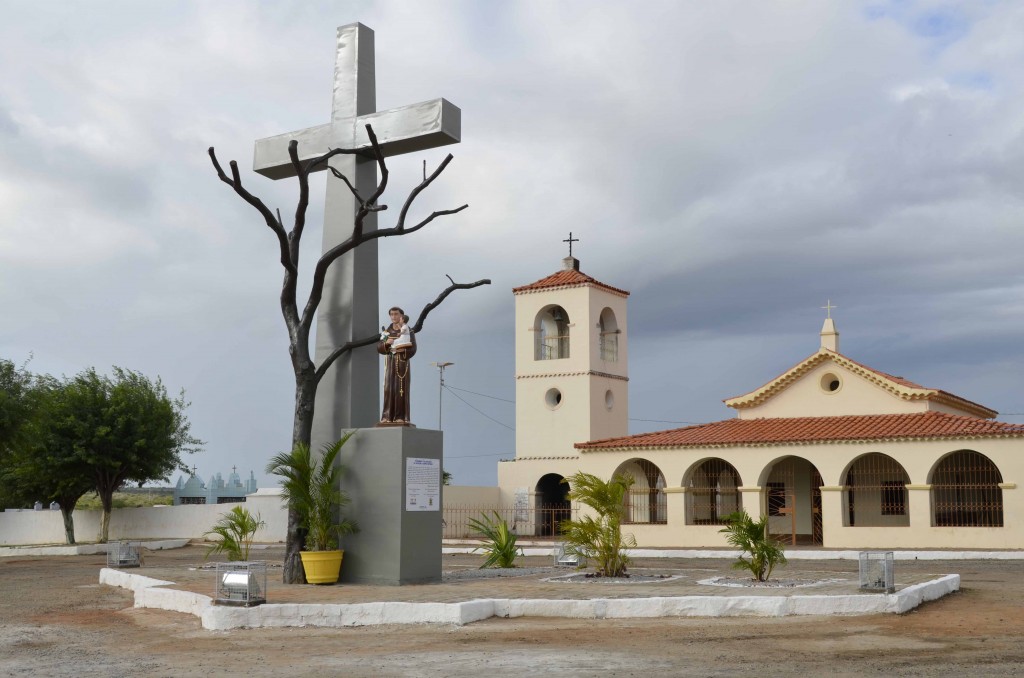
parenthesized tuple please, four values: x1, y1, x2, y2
(534, 305, 570, 360)
(598, 307, 619, 362)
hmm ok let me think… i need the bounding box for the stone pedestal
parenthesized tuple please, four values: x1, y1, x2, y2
(336, 427, 443, 585)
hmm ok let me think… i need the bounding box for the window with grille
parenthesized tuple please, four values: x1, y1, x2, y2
(619, 458, 667, 524)
(686, 459, 741, 525)
(931, 450, 1003, 527)
(844, 453, 910, 526)
(880, 481, 906, 516)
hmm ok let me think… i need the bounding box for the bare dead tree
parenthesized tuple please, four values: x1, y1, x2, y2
(209, 125, 489, 583)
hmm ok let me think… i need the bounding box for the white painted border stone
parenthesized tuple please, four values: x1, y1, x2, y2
(443, 546, 1024, 560)
(100, 568, 960, 630)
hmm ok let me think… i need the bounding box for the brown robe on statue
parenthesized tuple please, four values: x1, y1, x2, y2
(377, 324, 416, 424)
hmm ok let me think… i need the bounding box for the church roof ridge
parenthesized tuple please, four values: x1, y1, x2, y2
(512, 267, 630, 297)
(575, 411, 1024, 450)
(722, 349, 997, 419)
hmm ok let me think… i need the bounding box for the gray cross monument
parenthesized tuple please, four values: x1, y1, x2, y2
(252, 23, 460, 441)
(252, 24, 457, 585)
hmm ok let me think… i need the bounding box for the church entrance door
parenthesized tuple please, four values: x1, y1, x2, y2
(763, 457, 824, 546)
(535, 473, 571, 538)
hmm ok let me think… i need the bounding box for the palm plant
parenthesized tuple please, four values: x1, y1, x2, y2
(468, 511, 521, 568)
(719, 509, 787, 582)
(560, 471, 636, 577)
(204, 505, 265, 561)
(265, 432, 358, 552)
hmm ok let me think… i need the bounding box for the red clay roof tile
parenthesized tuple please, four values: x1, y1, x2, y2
(576, 411, 1024, 450)
(513, 268, 630, 296)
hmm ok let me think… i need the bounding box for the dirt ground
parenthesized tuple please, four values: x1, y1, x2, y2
(1, 547, 1023, 677)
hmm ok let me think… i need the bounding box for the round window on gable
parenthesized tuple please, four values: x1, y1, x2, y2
(820, 373, 842, 394)
(545, 388, 563, 409)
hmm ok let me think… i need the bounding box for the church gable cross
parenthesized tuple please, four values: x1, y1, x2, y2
(563, 232, 580, 258)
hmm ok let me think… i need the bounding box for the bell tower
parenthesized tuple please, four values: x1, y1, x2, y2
(511, 256, 629, 458)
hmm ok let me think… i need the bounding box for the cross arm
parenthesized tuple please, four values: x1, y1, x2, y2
(253, 98, 461, 180)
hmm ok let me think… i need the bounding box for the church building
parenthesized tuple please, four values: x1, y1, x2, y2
(497, 257, 1023, 549)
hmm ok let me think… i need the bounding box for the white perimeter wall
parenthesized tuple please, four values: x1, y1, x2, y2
(1, 486, 499, 546)
(0, 493, 289, 546)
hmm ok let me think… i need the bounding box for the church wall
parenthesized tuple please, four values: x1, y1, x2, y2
(516, 375, 595, 458)
(566, 437, 1024, 549)
(737, 360, 927, 419)
(589, 375, 628, 443)
(444, 485, 501, 505)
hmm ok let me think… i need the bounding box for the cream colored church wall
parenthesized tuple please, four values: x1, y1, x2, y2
(566, 438, 1024, 549)
(516, 376, 595, 456)
(589, 375, 628, 442)
(496, 458, 583, 506)
(737, 360, 927, 419)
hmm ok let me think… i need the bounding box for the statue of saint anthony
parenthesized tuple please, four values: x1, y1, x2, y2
(377, 306, 416, 425)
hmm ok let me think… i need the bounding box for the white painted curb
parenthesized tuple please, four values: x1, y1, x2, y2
(100, 568, 959, 630)
(0, 538, 190, 558)
(443, 546, 1024, 560)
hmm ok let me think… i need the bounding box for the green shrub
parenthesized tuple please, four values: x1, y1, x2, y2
(719, 509, 787, 582)
(468, 511, 521, 568)
(204, 505, 265, 561)
(265, 434, 358, 551)
(559, 471, 636, 577)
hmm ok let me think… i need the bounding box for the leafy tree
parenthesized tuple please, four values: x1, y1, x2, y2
(2, 372, 103, 543)
(560, 472, 637, 577)
(204, 506, 266, 562)
(719, 509, 787, 582)
(468, 511, 521, 568)
(45, 367, 201, 542)
(0, 358, 38, 507)
(210, 127, 488, 583)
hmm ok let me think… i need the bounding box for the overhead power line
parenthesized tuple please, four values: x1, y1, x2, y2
(446, 383, 701, 425)
(445, 384, 515, 403)
(442, 385, 514, 430)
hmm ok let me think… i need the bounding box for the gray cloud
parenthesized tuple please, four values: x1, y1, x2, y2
(3, 1, 1024, 488)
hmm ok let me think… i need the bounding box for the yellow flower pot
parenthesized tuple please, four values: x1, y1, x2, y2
(300, 549, 344, 584)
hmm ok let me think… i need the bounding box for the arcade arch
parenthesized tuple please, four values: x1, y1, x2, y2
(535, 473, 572, 537)
(614, 458, 667, 524)
(683, 458, 742, 525)
(842, 453, 910, 527)
(930, 450, 1003, 527)
(761, 456, 823, 545)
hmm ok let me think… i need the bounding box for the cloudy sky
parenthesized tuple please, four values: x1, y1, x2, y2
(3, 1, 1024, 488)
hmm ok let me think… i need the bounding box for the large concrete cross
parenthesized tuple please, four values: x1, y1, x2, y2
(253, 23, 460, 442)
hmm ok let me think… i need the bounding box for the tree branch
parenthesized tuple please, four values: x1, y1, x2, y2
(208, 147, 296, 275)
(411, 277, 491, 333)
(396, 154, 455, 231)
(314, 276, 491, 384)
